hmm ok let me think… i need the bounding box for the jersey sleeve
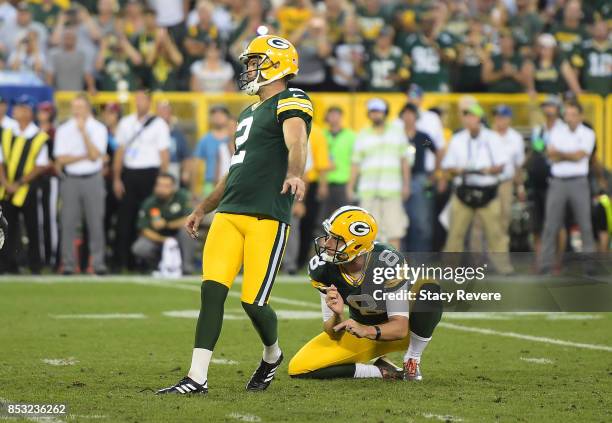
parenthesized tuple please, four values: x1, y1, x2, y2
(308, 254, 330, 293)
(276, 88, 314, 128)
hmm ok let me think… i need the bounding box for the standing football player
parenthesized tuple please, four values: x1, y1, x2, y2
(288, 206, 442, 380)
(157, 35, 312, 395)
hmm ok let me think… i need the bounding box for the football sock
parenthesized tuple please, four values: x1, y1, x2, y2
(242, 302, 279, 361)
(290, 364, 356, 379)
(354, 363, 383, 378)
(187, 348, 212, 386)
(194, 280, 229, 350)
(262, 340, 282, 364)
(404, 331, 431, 363)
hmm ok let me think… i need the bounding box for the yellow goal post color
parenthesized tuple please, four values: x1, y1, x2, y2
(54, 92, 610, 168)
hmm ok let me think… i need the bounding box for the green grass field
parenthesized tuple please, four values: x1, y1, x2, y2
(1, 276, 611, 423)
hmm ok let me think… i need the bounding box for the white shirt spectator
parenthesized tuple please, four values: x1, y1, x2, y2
(442, 126, 508, 187)
(0, 21, 47, 53)
(148, 0, 184, 27)
(0, 122, 48, 166)
(190, 59, 234, 92)
(116, 114, 170, 169)
(54, 117, 108, 175)
(548, 123, 595, 178)
(496, 127, 525, 181)
(0, 0, 16, 28)
(1, 115, 17, 130)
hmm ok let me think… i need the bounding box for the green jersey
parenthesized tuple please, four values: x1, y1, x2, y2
(137, 189, 191, 237)
(364, 46, 410, 92)
(218, 88, 313, 224)
(552, 24, 589, 54)
(403, 32, 456, 92)
(488, 53, 525, 93)
(534, 55, 566, 94)
(308, 243, 409, 326)
(572, 39, 612, 96)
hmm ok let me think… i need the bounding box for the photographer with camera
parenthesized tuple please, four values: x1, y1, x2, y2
(441, 103, 512, 273)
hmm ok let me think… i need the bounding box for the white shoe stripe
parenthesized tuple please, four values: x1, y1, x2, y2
(186, 383, 196, 390)
(175, 386, 185, 394)
(182, 384, 192, 391)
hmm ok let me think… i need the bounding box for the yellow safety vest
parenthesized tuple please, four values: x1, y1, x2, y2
(598, 194, 612, 236)
(0, 127, 49, 207)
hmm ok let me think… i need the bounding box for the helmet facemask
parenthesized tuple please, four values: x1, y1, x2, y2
(238, 53, 279, 96)
(314, 232, 352, 264)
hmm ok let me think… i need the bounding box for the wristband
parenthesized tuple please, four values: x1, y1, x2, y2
(374, 325, 381, 340)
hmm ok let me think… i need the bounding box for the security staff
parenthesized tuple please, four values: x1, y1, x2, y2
(0, 95, 49, 274)
(112, 90, 170, 270)
(539, 101, 596, 273)
(441, 103, 512, 273)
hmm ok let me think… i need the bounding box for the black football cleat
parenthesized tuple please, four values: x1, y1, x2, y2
(156, 376, 208, 395)
(373, 356, 405, 380)
(246, 353, 283, 391)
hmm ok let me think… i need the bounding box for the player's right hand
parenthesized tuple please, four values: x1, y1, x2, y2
(184, 210, 203, 240)
(113, 179, 125, 199)
(325, 284, 344, 315)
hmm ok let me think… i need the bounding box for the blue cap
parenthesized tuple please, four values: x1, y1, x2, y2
(13, 94, 36, 109)
(408, 83, 424, 99)
(493, 104, 512, 117)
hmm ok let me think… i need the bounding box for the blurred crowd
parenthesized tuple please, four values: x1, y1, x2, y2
(0, 85, 610, 276)
(0, 0, 609, 96)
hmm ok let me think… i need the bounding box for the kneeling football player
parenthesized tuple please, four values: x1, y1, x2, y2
(288, 206, 442, 380)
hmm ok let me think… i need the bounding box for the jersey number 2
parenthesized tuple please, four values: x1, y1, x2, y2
(231, 116, 253, 166)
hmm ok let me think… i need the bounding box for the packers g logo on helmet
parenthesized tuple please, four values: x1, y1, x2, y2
(238, 35, 299, 96)
(314, 206, 378, 265)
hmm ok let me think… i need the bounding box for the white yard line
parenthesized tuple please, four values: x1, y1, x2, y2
(227, 413, 261, 422)
(422, 413, 464, 422)
(49, 313, 146, 319)
(439, 322, 612, 352)
(41, 358, 79, 366)
(520, 357, 554, 364)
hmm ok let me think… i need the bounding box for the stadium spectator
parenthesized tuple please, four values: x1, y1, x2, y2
(508, 0, 543, 53)
(319, 106, 355, 220)
(0, 0, 16, 31)
(571, 20, 611, 97)
(47, 26, 96, 93)
(121, 0, 144, 38)
(227, 0, 265, 60)
(36, 101, 58, 269)
(539, 101, 596, 273)
(8, 30, 46, 79)
(132, 8, 183, 90)
(492, 105, 526, 249)
(132, 173, 195, 274)
(402, 9, 456, 93)
(148, 0, 187, 43)
(400, 102, 437, 252)
(156, 100, 191, 187)
(482, 30, 529, 93)
(363, 26, 409, 92)
(323, 0, 347, 45)
(50, 4, 100, 70)
(441, 103, 512, 273)
(54, 94, 108, 275)
(0, 95, 49, 274)
(193, 105, 232, 197)
(276, 0, 313, 40)
(101, 102, 122, 261)
(95, 34, 142, 91)
(112, 90, 170, 271)
(288, 14, 332, 92)
(455, 18, 487, 92)
(355, 0, 385, 46)
(0, 96, 17, 130)
(29, 0, 61, 32)
(190, 41, 235, 92)
(551, 0, 588, 54)
(95, 0, 119, 37)
(0, 2, 48, 54)
(525, 33, 582, 96)
(183, 1, 220, 66)
(329, 13, 365, 91)
(348, 98, 410, 249)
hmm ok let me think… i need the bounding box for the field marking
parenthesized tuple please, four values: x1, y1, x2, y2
(545, 314, 603, 320)
(520, 357, 554, 364)
(422, 413, 464, 422)
(439, 322, 612, 352)
(163, 309, 321, 320)
(211, 359, 239, 365)
(227, 413, 261, 422)
(42, 358, 79, 366)
(49, 313, 146, 319)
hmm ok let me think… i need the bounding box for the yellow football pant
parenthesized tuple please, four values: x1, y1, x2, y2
(288, 331, 409, 376)
(202, 212, 290, 305)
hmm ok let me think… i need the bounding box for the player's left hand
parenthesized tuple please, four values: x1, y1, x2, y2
(333, 319, 369, 338)
(281, 176, 305, 202)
